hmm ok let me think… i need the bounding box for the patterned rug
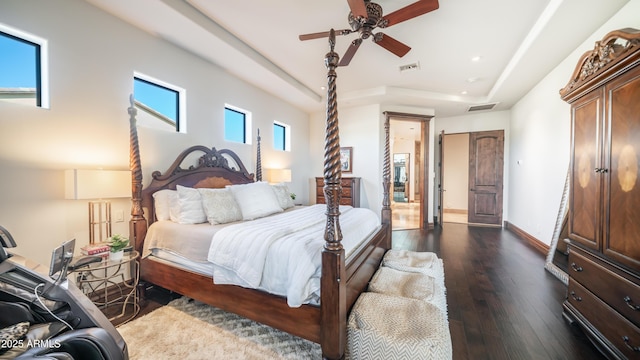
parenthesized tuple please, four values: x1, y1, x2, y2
(117, 297, 321, 359)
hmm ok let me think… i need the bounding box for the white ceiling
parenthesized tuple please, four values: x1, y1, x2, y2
(86, 0, 628, 119)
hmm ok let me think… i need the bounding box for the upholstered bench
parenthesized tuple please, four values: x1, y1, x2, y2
(346, 292, 452, 359)
(346, 250, 451, 359)
(378, 250, 447, 313)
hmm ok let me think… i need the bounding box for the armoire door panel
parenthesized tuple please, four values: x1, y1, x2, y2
(569, 90, 603, 250)
(604, 65, 640, 271)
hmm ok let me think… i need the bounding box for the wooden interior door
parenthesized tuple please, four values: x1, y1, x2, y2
(437, 131, 445, 226)
(468, 130, 504, 225)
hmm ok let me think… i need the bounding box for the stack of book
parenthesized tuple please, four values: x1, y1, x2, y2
(80, 243, 110, 259)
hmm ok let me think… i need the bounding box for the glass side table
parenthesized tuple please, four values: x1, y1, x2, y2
(70, 250, 140, 324)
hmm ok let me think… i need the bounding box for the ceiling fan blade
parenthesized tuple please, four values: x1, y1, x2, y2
(299, 29, 352, 41)
(381, 0, 439, 28)
(339, 38, 363, 66)
(347, 0, 368, 19)
(374, 33, 411, 57)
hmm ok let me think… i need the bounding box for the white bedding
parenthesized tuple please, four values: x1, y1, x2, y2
(143, 204, 380, 307)
(208, 204, 379, 306)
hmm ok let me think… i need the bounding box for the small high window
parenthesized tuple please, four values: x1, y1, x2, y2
(133, 74, 183, 132)
(0, 24, 48, 108)
(225, 106, 252, 144)
(273, 121, 291, 151)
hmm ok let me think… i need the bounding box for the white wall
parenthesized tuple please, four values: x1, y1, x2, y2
(508, 0, 640, 245)
(310, 104, 384, 216)
(0, 0, 310, 266)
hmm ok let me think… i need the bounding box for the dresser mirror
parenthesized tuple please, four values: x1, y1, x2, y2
(544, 169, 569, 285)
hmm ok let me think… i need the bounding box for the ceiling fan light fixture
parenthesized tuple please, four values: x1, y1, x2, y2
(299, 0, 439, 66)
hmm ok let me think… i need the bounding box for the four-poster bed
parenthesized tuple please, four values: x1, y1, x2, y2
(128, 30, 392, 359)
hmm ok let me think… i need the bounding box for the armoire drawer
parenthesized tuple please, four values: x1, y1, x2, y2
(569, 248, 640, 327)
(568, 279, 640, 359)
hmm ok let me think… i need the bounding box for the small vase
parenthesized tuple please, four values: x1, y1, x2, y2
(109, 250, 124, 262)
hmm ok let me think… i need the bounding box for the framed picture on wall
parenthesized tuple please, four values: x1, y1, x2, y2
(340, 147, 353, 173)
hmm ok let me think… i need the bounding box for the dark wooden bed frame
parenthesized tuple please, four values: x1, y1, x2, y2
(127, 31, 392, 360)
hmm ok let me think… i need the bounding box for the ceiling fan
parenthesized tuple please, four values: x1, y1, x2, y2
(299, 0, 439, 66)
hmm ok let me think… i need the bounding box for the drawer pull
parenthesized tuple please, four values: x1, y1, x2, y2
(570, 291, 582, 302)
(622, 336, 640, 352)
(624, 296, 640, 311)
(570, 262, 583, 272)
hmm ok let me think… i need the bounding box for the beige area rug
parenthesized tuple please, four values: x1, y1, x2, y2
(117, 297, 321, 359)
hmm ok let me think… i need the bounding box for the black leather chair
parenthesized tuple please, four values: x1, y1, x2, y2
(0, 301, 125, 360)
(15, 327, 124, 360)
(1, 226, 127, 360)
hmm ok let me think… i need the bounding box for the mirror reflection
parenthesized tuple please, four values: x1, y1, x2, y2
(393, 153, 410, 202)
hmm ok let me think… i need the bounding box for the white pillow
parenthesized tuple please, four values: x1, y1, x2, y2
(198, 188, 242, 224)
(271, 183, 295, 210)
(152, 189, 177, 221)
(175, 185, 207, 224)
(228, 181, 283, 220)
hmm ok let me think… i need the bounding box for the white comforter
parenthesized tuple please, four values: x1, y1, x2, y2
(207, 204, 380, 307)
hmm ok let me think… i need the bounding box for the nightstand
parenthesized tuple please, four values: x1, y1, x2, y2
(70, 250, 140, 324)
(315, 177, 361, 207)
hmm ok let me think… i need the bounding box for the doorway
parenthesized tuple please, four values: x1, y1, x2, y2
(439, 130, 504, 226)
(386, 112, 432, 230)
(442, 133, 470, 224)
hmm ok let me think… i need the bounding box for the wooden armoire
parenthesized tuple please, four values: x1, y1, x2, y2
(560, 28, 640, 359)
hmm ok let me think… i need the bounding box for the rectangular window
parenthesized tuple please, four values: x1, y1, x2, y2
(0, 24, 48, 108)
(133, 75, 182, 132)
(225, 107, 248, 143)
(273, 121, 291, 151)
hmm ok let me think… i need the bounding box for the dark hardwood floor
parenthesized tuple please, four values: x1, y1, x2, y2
(394, 223, 605, 360)
(124, 223, 605, 359)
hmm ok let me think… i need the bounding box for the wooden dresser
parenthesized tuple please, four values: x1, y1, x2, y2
(560, 28, 640, 359)
(315, 177, 361, 207)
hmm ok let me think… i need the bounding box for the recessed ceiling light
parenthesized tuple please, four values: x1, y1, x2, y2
(320, 86, 326, 90)
(466, 77, 479, 83)
(461, 90, 468, 95)
(471, 56, 482, 62)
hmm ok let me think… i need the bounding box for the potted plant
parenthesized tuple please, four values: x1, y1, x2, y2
(107, 234, 129, 261)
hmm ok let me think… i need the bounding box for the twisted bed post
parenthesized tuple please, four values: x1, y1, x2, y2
(128, 95, 147, 254)
(256, 128, 262, 182)
(381, 115, 392, 237)
(320, 29, 346, 360)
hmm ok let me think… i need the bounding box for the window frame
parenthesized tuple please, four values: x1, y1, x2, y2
(273, 120, 291, 151)
(0, 23, 49, 108)
(224, 105, 252, 145)
(133, 72, 185, 133)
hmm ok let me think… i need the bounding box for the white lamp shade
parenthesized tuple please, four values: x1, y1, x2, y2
(268, 169, 292, 183)
(65, 169, 131, 200)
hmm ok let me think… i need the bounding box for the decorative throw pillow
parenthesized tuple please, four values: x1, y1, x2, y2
(175, 185, 207, 224)
(152, 189, 178, 221)
(228, 181, 284, 220)
(198, 188, 243, 224)
(0, 321, 29, 353)
(271, 183, 295, 210)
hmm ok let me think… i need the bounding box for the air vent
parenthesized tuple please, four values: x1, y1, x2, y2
(399, 62, 420, 72)
(467, 103, 498, 112)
